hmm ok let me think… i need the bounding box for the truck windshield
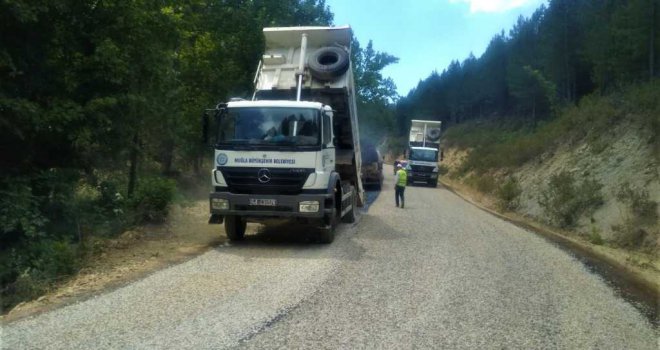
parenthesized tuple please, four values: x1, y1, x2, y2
(217, 107, 321, 147)
(409, 148, 438, 162)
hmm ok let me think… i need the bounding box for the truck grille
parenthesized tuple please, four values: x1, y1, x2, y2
(219, 167, 314, 195)
(410, 164, 435, 172)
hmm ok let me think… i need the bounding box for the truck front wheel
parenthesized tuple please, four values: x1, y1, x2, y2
(319, 203, 338, 244)
(342, 188, 357, 223)
(224, 215, 246, 241)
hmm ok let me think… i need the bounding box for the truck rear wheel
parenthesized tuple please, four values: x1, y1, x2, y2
(224, 215, 246, 241)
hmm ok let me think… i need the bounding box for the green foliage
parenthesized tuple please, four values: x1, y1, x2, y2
(508, 66, 557, 122)
(496, 177, 522, 211)
(465, 174, 497, 194)
(129, 177, 176, 223)
(589, 226, 604, 245)
(613, 179, 660, 247)
(352, 39, 399, 105)
(445, 119, 558, 174)
(612, 223, 649, 248)
(0, 179, 48, 239)
(538, 171, 604, 228)
(616, 182, 658, 226)
(1, 240, 79, 310)
(351, 38, 400, 145)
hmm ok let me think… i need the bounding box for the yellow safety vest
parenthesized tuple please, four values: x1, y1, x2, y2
(396, 169, 407, 187)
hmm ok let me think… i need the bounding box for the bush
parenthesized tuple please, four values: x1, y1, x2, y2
(538, 171, 604, 227)
(496, 177, 522, 211)
(466, 174, 497, 194)
(589, 226, 604, 245)
(437, 164, 449, 176)
(612, 183, 658, 248)
(612, 223, 648, 248)
(615, 183, 658, 226)
(129, 177, 176, 223)
(1, 239, 79, 310)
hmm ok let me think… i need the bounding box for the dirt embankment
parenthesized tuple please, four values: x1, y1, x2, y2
(439, 121, 659, 292)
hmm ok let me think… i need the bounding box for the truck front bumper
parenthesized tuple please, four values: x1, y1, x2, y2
(408, 172, 438, 182)
(209, 191, 333, 219)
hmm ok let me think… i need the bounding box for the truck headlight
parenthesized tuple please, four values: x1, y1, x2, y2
(211, 198, 229, 210)
(299, 201, 320, 213)
(432, 166, 439, 173)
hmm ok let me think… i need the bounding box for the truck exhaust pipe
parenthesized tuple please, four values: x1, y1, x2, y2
(296, 33, 308, 102)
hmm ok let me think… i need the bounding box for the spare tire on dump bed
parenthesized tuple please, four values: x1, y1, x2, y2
(426, 128, 441, 141)
(308, 46, 350, 81)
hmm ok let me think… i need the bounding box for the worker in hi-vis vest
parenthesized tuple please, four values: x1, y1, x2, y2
(395, 163, 407, 208)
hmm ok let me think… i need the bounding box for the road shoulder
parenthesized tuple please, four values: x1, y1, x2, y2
(439, 177, 659, 322)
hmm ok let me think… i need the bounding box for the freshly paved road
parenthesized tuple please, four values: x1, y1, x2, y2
(2, 166, 656, 349)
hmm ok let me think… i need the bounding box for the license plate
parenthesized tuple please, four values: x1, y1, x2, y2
(249, 198, 277, 206)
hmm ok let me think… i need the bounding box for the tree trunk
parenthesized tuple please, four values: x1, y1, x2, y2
(563, 6, 570, 102)
(651, 0, 656, 79)
(531, 96, 536, 127)
(160, 139, 175, 175)
(127, 133, 139, 198)
(193, 154, 201, 176)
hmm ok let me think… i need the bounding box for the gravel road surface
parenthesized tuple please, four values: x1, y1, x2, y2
(2, 166, 657, 349)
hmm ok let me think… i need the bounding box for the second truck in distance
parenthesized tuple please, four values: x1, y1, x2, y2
(406, 120, 442, 187)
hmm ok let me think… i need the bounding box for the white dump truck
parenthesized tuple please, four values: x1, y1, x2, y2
(203, 26, 364, 243)
(406, 120, 442, 187)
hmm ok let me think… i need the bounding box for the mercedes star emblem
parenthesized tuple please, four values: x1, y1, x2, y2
(257, 168, 271, 183)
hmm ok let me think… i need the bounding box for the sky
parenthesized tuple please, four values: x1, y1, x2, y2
(325, 0, 547, 96)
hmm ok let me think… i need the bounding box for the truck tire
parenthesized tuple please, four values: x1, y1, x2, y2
(429, 179, 438, 187)
(224, 215, 246, 241)
(342, 188, 357, 223)
(308, 46, 350, 81)
(319, 200, 338, 244)
(426, 128, 441, 141)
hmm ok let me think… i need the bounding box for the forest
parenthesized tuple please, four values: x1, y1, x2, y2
(396, 0, 658, 131)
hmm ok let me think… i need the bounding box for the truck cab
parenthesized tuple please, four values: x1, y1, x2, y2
(407, 146, 440, 186)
